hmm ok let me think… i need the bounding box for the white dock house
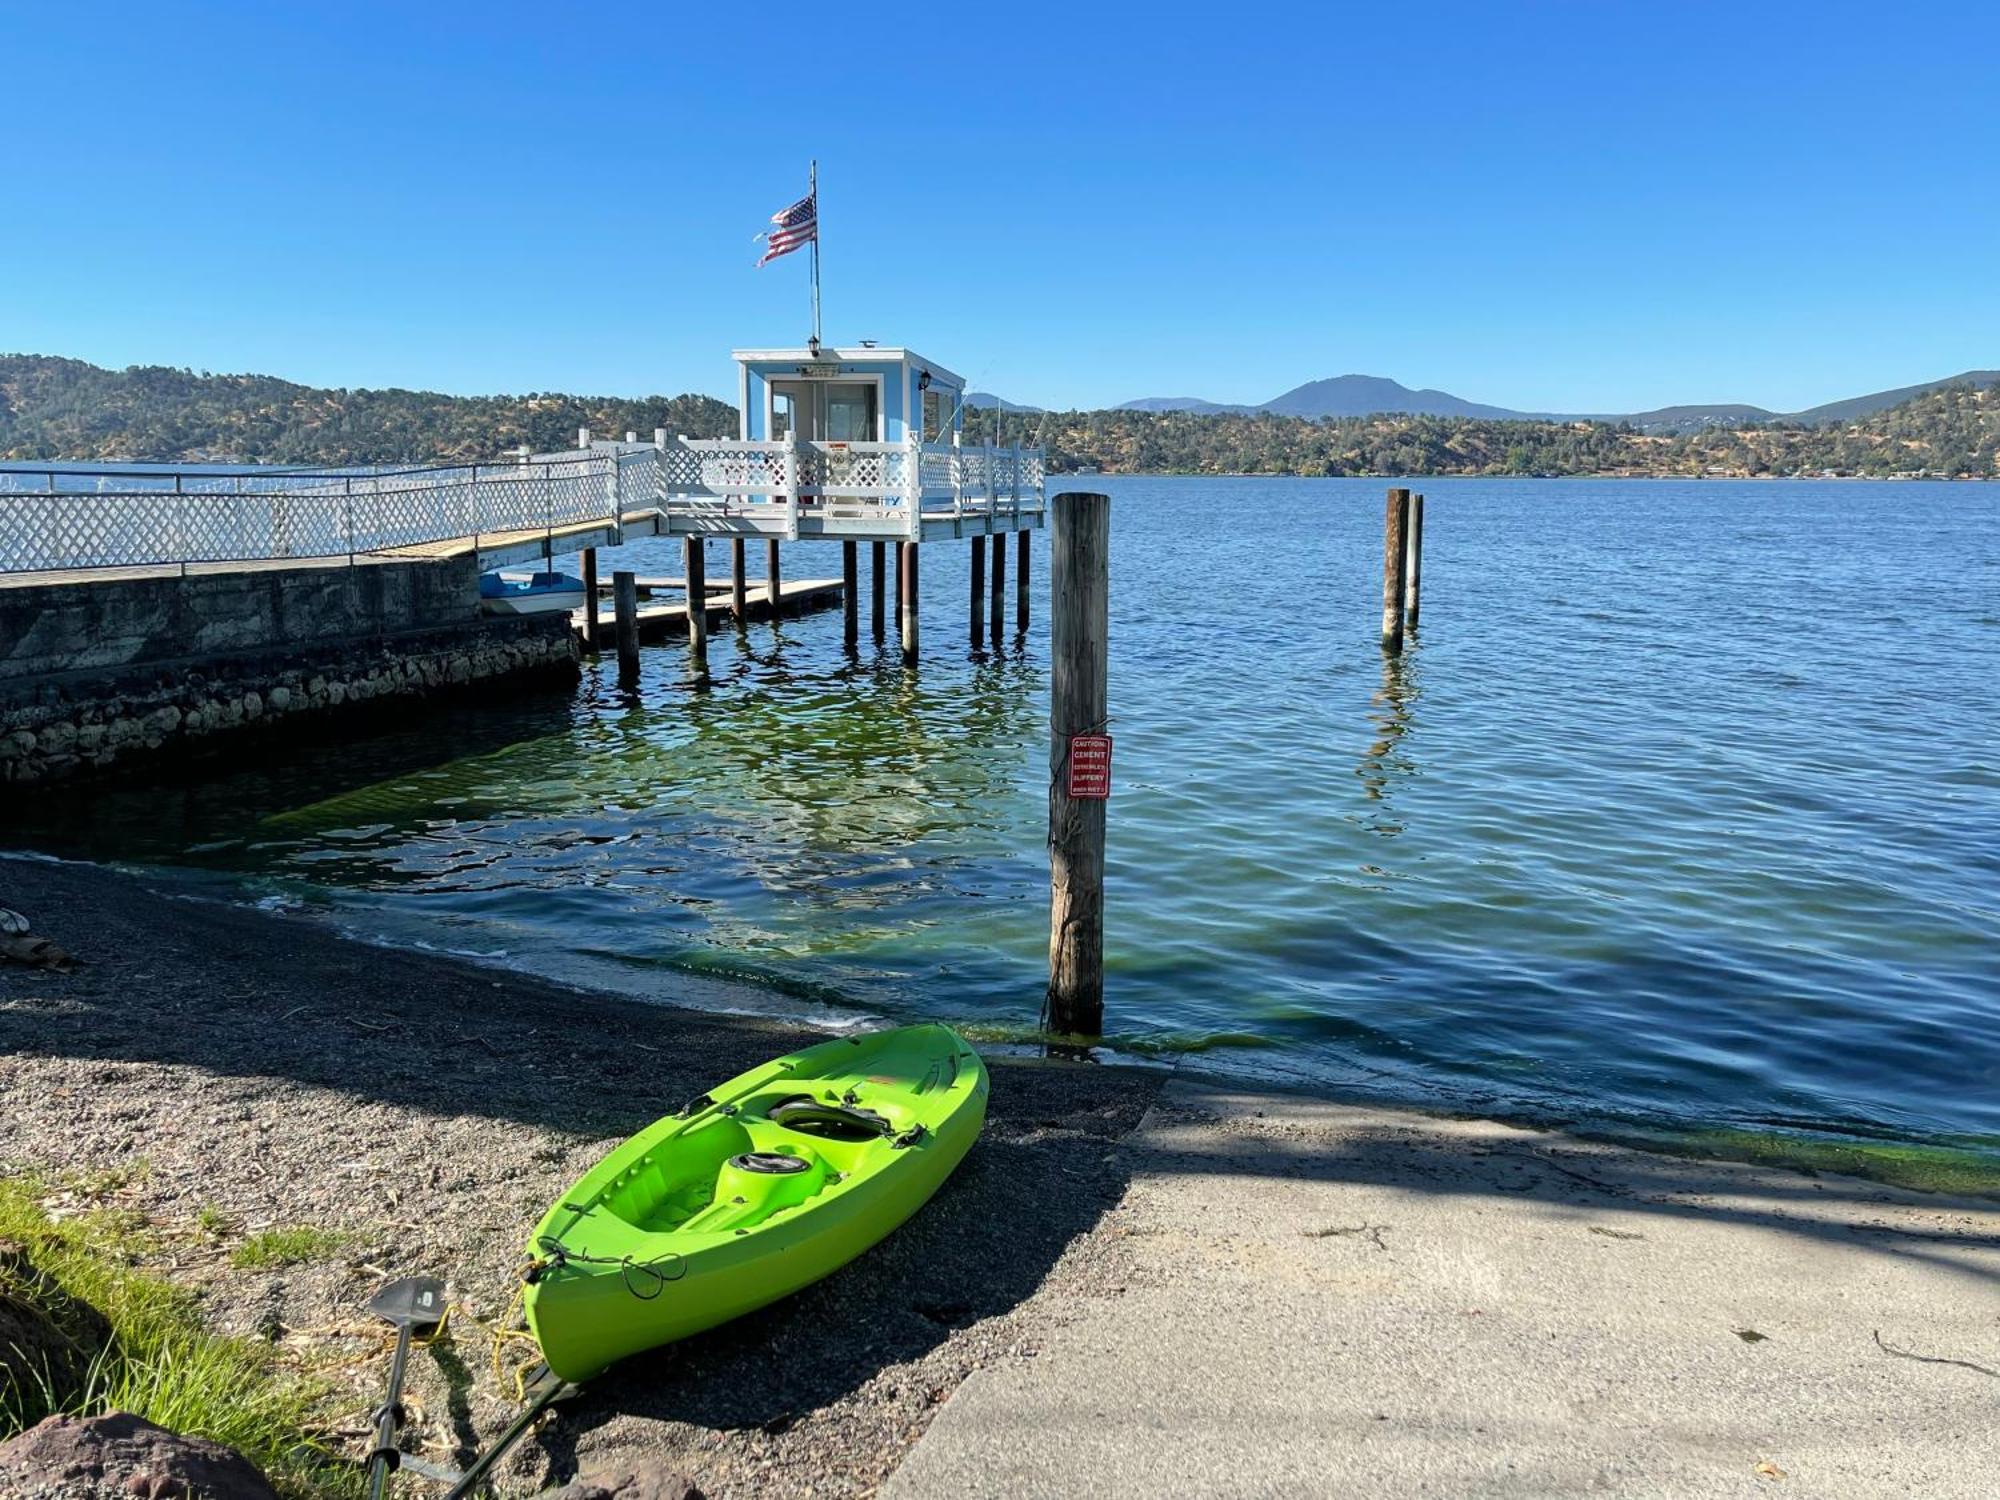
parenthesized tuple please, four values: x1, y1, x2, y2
(650, 343, 1044, 543)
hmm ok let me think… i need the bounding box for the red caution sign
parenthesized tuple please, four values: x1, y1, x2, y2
(1067, 734, 1113, 799)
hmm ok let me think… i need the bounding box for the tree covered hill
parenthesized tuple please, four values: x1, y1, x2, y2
(3, 353, 1995, 479)
(0, 356, 737, 465)
(971, 380, 1999, 479)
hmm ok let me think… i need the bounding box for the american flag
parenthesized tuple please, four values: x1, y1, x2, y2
(756, 191, 817, 266)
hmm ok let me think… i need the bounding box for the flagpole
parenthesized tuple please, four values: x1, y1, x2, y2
(808, 159, 821, 347)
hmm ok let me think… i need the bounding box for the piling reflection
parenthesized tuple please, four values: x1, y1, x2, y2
(1356, 642, 1421, 816)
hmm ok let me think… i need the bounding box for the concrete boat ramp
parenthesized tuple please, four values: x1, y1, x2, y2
(888, 1078, 2000, 1499)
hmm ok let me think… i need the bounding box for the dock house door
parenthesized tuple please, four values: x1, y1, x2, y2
(770, 380, 880, 442)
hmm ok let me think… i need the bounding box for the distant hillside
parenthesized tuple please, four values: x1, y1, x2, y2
(1114, 369, 2000, 433)
(6, 352, 1993, 480)
(0, 355, 737, 465)
(1259, 375, 1525, 421)
(1116, 395, 1252, 415)
(1790, 370, 2000, 425)
(970, 380, 1999, 479)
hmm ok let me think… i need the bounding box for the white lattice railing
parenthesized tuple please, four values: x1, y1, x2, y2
(0, 438, 1046, 574)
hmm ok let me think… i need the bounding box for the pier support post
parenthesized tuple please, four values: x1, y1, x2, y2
(581, 547, 600, 651)
(842, 540, 858, 648)
(969, 536, 986, 647)
(1016, 529, 1030, 634)
(730, 539, 747, 622)
(899, 542, 920, 665)
(683, 537, 708, 672)
(1404, 492, 1424, 629)
(1382, 488, 1410, 653)
(871, 541, 886, 640)
(766, 540, 783, 616)
(613, 569, 640, 684)
(989, 527, 1006, 644)
(1047, 492, 1109, 1038)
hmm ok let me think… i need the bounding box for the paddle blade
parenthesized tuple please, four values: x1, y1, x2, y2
(369, 1276, 447, 1332)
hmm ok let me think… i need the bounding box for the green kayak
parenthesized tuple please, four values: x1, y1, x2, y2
(522, 1023, 988, 1382)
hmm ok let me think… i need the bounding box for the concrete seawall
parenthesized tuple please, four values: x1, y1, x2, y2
(0, 558, 580, 785)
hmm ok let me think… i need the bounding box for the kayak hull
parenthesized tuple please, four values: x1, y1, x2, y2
(523, 1023, 987, 1382)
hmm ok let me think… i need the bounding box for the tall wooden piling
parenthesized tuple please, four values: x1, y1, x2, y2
(1016, 529, 1031, 634)
(730, 539, 747, 621)
(842, 540, 858, 647)
(1047, 492, 1110, 1038)
(580, 547, 601, 650)
(899, 541, 921, 665)
(683, 537, 708, 670)
(989, 529, 1006, 643)
(766, 540, 783, 615)
(613, 569, 640, 683)
(969, 536, 986, 646)
(871, 541, 886, 640)
(1405, 492, 1424, 629)
(1382, 487, 1411, 653)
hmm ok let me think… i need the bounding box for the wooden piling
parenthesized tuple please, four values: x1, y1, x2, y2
(969, 536, 986, 646)
(842, 540, 858, 647)
(871, 541, 886, 640)
(899, 541, 920, 665)
(1382, 488, 1410, 653)
(989, 529, 1006, 643)
(766, 540, 783, 616)
(1016, 529, 1030, 634)
(580, 547, 600, 650)
(1046, 492, 1110, 1038)
(613, 569, 640, 682)
(683, 537, 708, 670)
(1405, 492, 1424, 629)
(730, 539, 747, 621)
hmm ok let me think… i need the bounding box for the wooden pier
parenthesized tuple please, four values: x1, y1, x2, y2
(578, 577, 844, 643)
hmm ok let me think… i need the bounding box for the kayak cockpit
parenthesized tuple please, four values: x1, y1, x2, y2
(594, 1086, 914, 1236)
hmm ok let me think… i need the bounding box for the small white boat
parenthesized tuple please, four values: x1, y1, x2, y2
(480, 570, 588, 616)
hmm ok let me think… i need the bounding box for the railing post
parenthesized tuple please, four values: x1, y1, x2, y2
(343, 475, 355, 567)
(906, 436, 923, 540)
(578, 426, 591, 452)
(1047, 491, 1110, 1038)
(985, 445, 998, 533)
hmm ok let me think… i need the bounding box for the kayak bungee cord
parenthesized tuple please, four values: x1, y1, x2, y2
(523, 1238, 688, 1300)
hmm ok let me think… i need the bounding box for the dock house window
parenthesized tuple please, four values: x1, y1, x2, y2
(923, 388, 948, 442)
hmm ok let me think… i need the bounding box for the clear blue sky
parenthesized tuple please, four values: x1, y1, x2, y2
(5, 2, 1996, 413)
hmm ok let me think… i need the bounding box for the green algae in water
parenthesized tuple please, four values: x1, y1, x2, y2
(1612, 1124, 2000, 1199)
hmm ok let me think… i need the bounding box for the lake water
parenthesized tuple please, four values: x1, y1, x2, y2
(13, 478, 1999, 1169)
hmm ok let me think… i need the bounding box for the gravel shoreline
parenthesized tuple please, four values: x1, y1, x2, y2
(0, 852, 1166, 1497)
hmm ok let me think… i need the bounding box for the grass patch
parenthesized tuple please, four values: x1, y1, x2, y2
(0, 1179, 354, 1497)
(230, 1226, 350, 1271)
